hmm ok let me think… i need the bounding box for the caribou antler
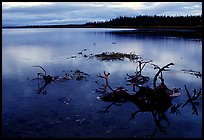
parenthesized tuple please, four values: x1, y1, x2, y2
(97, 71, 114, 93)
(153, 63, 174, 90)
(32, 65, 47, 76)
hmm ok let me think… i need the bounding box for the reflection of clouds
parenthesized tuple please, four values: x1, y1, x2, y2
(170, 71, 202, 85)
(2, 28, 53, 35)
(2, 45, 56, 76)
(111, 42, 144, 55)
(102, 61, 136, 74)
(2, 28, 202, 89)
(149, 44, 202, 72)
(110, 37, 202, 72)
(3, 45, 54, 65)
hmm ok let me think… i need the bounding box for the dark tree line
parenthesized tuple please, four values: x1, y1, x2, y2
(3, 15, 202, 29)
(85, 15, 202, 27)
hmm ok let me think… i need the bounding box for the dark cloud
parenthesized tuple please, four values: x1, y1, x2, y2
(2, 2, 202, 26)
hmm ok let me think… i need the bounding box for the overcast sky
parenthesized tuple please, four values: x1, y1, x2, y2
(2, 2, 202, 26)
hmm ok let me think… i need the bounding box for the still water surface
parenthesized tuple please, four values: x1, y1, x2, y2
(2, 28, 202, 138)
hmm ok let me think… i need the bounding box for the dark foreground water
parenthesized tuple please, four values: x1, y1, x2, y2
(2, 28, 202, 138)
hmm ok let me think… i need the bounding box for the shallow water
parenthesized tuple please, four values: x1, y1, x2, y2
(2, 28, 202, 138)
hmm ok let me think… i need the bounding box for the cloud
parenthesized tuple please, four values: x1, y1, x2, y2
(2, 2, 202, 26)
(2, 2, 54, 8)
(142, 2, 202, 16)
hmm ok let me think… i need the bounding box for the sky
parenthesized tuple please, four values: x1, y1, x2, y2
(2, 2, 202, 26)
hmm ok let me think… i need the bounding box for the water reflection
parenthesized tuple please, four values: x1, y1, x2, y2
(2, 28, 202, 138)
(102, 29, 202, 40)
(29, 50, 202, 137)
(95, 62, 201, 137)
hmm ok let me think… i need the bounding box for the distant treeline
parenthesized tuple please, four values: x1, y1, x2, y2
(3, 15, 202, 30)
(85, 15, 202, 28)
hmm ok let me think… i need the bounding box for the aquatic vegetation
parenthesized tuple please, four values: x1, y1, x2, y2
(94, 52, 140, 62)
(67, 50, 141, 62)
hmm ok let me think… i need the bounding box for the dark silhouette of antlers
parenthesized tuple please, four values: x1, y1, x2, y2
(32, 65, 47, 76)
(170, 103, 182, 115)
(182, 85, 202, 116)
(136, 60, 152, 75)
(152, 63, 174, 90)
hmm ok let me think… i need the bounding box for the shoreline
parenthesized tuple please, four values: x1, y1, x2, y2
(2, 25, 202, 39)
(2, 25, 201, 30)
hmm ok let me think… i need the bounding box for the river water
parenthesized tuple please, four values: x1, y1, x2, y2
(2, 28, 202, 138)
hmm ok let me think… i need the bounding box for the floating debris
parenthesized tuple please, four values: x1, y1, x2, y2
(49, 120, 62, 125)
(105, 125, 113, 134)
(75, 117, 93, 126)
(31, 67, 89, 94)
(66, 117, 70, 120)
(95, 80, 99, 85)
(67, 56, 77, 59)
(76, 119, 81, 123)
(58, 97, 72, 105)
(78, 48, 87, 55)
(54, 73, 73, 82)
(71, 56, 77, 59)
(71, 69, 89, 81)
